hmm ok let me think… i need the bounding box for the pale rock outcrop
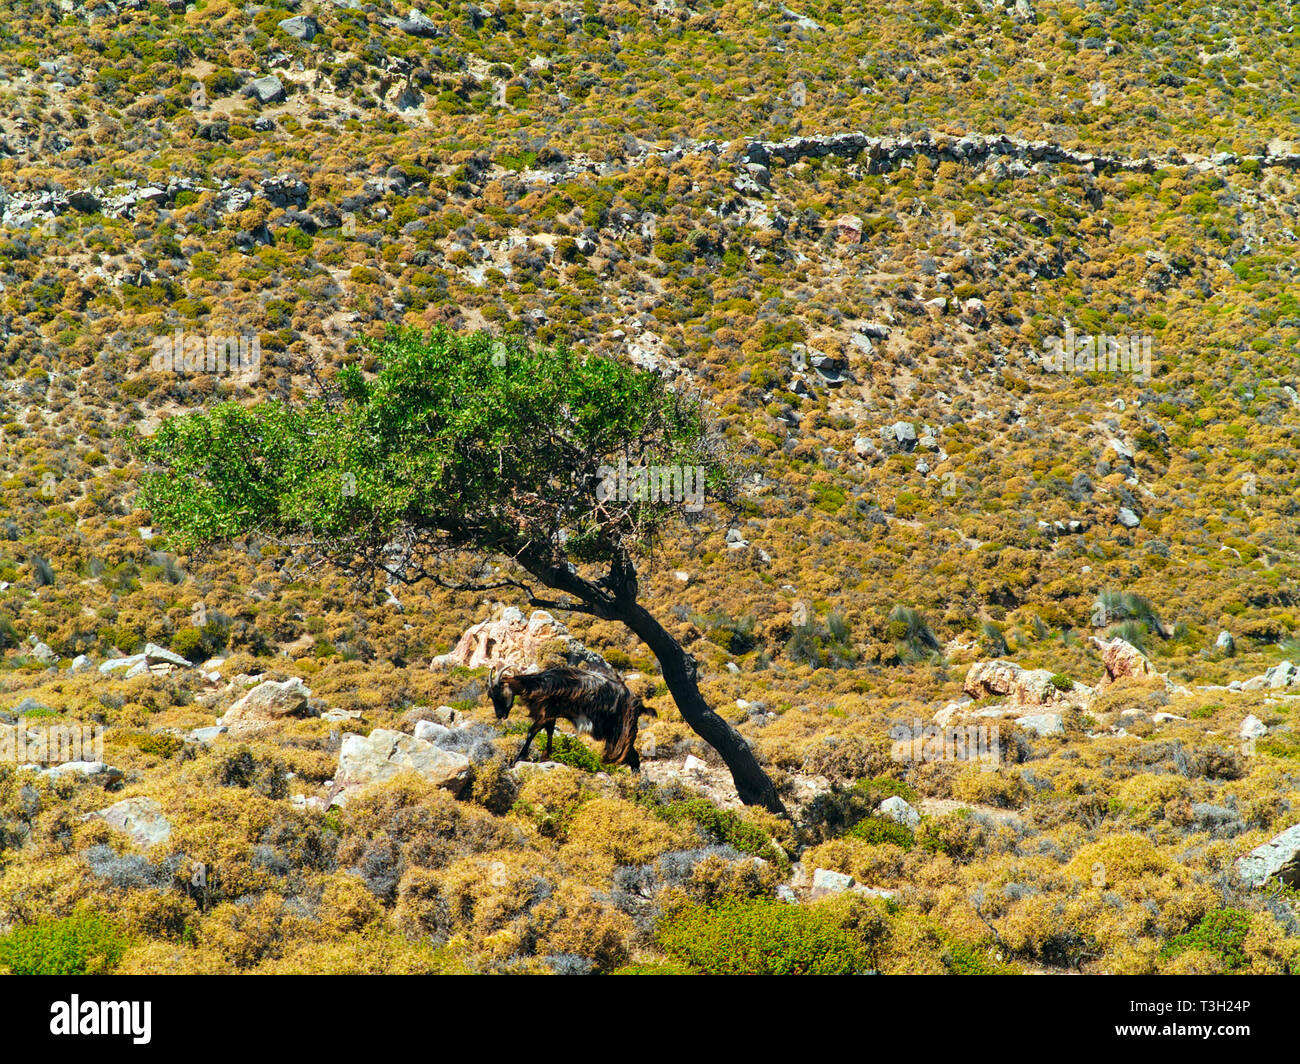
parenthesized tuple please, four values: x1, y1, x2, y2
(327, 728, 471, 806)
(1236, 824, 1300, 888)
(877, 795, 920, 828)
(1239, 714, 1268, 740)
(963, 660, 1087, 707)
(99, 642, 193, 677)
(1090, 636, 1158, 689)
(431, 608, 610, 673)
(220, 677, 311, 736)
(86, 796, 171, 848)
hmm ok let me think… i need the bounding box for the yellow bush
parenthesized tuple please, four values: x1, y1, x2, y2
(561, 797, 692, 881)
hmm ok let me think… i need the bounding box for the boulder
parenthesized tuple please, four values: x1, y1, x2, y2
(963, 660, 1082, 707)
(329, 728, 471, 805)
(1015, 713, 1065, 737)
(430, 608, 611, 673)
(1091, 636, 1157, 688)
(1240, 714, 1268, 740)
(1236, 823, 1300, 888)
(810, 868, 854, 899)
(243, 75, 286, 104)
(30, 641, 57, 665)
(278, 14, 318, 39)
(1215, 631, 1235, 655)
(877, 795, 920, 828)
(220, 677, 310, 736)
(99, 643, 192, 676)
(413, 719, 456, 746)
(24, 761, 123, 786)
(397, 8, 440, 35)
(88, 796, 171, 848)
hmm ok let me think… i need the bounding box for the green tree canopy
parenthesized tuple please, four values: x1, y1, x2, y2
(132, 327, 783, 812)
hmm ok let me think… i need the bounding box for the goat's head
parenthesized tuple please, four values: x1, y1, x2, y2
(487, 666, 517, 719)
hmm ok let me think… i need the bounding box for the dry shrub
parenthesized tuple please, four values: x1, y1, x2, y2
(196, 894, 311, 970)
(561, 797, 694, 881)
(800, 838, 907, 885)
(530, 881, 636, 972)
(319, 871, 384, 935)
(257, 930, 469, 974)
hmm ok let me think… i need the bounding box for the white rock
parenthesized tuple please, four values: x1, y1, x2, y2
(810, 867, 854, 898)
(330, 728, 471, 805)
(1237, 823, 1300, 888)
(1014, 713, 1065, 737)
(683, 754, 709, 776)
(1240, 714, 1268, 740)
(877, 795, 920, 828)
(87, 796, 171, 848)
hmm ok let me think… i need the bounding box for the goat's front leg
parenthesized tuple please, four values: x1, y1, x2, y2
(513, 720, 546, 765)
(544, 721, 556, 759)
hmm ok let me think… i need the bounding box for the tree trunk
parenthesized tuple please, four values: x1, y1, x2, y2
(615, 601, 787, 816)
(523, 553, 787, 816)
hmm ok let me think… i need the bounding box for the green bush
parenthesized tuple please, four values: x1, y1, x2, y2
(0, 911, 129, 975)
(944, 940, 1020, 974)
(846, 815, 916, 850)
(658, 899, 868, 974)
(1049, 673, 1074, 691)
(1160, 908, 1252, 971)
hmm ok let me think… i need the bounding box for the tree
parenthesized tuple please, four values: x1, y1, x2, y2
(131, 326, 786, 813)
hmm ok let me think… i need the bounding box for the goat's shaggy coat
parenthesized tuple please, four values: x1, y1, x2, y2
(488, 666, 655, 769)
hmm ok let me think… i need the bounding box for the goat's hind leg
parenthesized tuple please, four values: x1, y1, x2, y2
(544, 721, 556, 759)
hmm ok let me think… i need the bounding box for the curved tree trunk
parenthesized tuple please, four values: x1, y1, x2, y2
(614, 601, 787, 816)
(523, 553, 787, 815)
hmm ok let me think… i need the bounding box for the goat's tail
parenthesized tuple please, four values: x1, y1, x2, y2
(604, 688, 649, 767)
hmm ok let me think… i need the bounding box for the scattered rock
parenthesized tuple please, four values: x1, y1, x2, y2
(1015, 713, 1065, 737)
(243, 75, 286, 104)
(1091, 636, 1157, 688)
(87, 796, 171, 848)
(1240, 714, 1268, 740)
(328, 728, 471, 805)
(431, 608, 611, 673)
(23, 761, 123, 786)
(1236, 823, 1300, 888)
(220, 676, 311, 736)
(810, 867, 854, 899)
(963, 660, 1086, 707)
(278, 14, 318, 39)
(877, 795, 920, 828)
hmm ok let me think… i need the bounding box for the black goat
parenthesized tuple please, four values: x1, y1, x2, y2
(488, 665, 655, 769)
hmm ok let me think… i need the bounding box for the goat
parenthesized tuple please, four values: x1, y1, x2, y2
(487, 665, 656, 770)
